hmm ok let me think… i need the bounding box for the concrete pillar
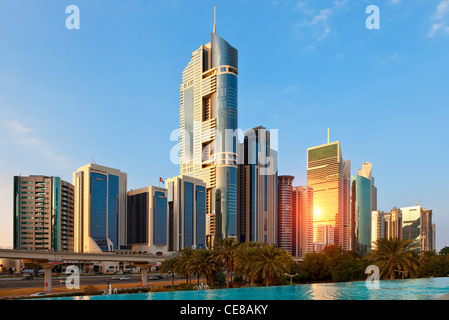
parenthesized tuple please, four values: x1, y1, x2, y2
(40, 261, 62, 292)
(141, 267, 148, 287)
(134, 263, 150, 287)
(44, 267, 53, 292)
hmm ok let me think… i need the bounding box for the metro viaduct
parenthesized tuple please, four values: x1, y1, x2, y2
(0, 249, 172, 292)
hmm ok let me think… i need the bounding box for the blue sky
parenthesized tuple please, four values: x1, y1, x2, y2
(1, 0, 448, 250)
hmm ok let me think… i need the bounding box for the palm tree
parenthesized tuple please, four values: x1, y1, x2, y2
(189, 249, 218, 287)
(234, 242, 262, 286)
(159, 257, 178, 287)
(213, 238, 239, 288)
(251, 244, 294, 286)
(366, 238, 420, 280)
(174, 247, 194, 284)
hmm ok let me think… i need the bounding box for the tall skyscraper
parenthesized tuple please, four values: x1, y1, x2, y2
(179, 10, 238, 245)
(127, 186, 169, 255)
(13, 175, 74, 252)
(165, 175, 207, 251)
(400, 205, 434, 251)
(371, 210, 385, 250)
(357, 162, 377, 211)
(307, 132, 351, 250)
(292, 186, 314, 259)
(384, 207, 402, 240)
(277, 175, 294, 254)
(237, 126, 278, 244)
(313, 224, 335, 250)
(350, 174, 372, 256)
(73, 163, 127, 253)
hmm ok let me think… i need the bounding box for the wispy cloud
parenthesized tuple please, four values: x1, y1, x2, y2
(0, 119, 69, 165)
(292, 0, 348, 46)
(428, 0, 449, 37)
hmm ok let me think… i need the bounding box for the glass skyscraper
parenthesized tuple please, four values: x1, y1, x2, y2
(400, 205, 434, 251)
(127, 186, 169, 255)
(179, 17, 238, 245)
(350, 175, 372, 256)
(165, 175, 207, 251)
(73, 163, 127, 253)
(237, 126, 278, 244)
(307, 138, 351, 250)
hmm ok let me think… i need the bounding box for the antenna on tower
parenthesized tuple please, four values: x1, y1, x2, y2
(213, 6, 216, 33)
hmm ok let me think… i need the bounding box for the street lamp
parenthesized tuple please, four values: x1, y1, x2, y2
(284, 273, 298, 285)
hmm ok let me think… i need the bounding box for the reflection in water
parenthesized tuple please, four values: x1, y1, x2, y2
(307, 283, 341, 300)
(39, 277, 449, 300)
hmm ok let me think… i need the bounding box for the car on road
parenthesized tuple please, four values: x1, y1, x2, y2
(111, 276, 121, 280)
(119, 276, 130, 280)
(30, 292, 48, 296)
(149, 275, 163, 280)
(22, 275, 34, 280)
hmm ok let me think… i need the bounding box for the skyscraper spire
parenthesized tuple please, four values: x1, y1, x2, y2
(213, 6, 216, 33)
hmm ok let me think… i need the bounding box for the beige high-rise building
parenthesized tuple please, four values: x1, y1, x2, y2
(400, 205, 434, 251)
(73, 163, 127, 253)
(292, 186, 314, 259)
(384, 207, 402, 240)
(307, 133, 351, 250)
(13, 175, 74, 252)
(127, 186, 169, 255)
(371, 210, 385, 250)
(313, 224, 335, 248)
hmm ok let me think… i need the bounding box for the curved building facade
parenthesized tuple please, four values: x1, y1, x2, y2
(180, 25, 238, 244)
(277, 175, 294, 254)
(350, 175, 372, 256)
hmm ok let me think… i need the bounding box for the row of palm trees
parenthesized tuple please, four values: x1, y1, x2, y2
(160, 239, 295, 288)
(160, 237, 436, 288)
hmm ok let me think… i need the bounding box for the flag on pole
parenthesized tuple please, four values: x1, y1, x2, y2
(159, 177, 164, 184)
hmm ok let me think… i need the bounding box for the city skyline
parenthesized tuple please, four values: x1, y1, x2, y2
(1, 0, 448, 251)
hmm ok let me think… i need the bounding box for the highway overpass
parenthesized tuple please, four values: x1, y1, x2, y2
(0, 249, 175, 292)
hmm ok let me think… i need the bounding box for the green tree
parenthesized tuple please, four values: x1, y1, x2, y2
(251, 244, 294, 286)
(213, 238, 239, 288)
(301, 252, 330, 281)
(174, 247, 194, 284)
(159, 257, 178, 287)
(365, 238, 420, 280)
(234, 242, 263, 286)
(327, 251, 367, 282)
(189, 249, 218, 287)
(418, 250, 449, 278)
(439, 246, 449, 256)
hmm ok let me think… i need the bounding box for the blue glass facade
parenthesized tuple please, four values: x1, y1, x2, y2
(127, 192, 147, 245)
(196, 185, 206, 247)
(90, 173, 108, 251)
(153, 191, 168, 245)
(212, 32, 238, 239)
(184, 182, 194, 248)
(51, 177, 61, 251)
(108, 174, 119, 250)
(351, 175, 372, 256)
